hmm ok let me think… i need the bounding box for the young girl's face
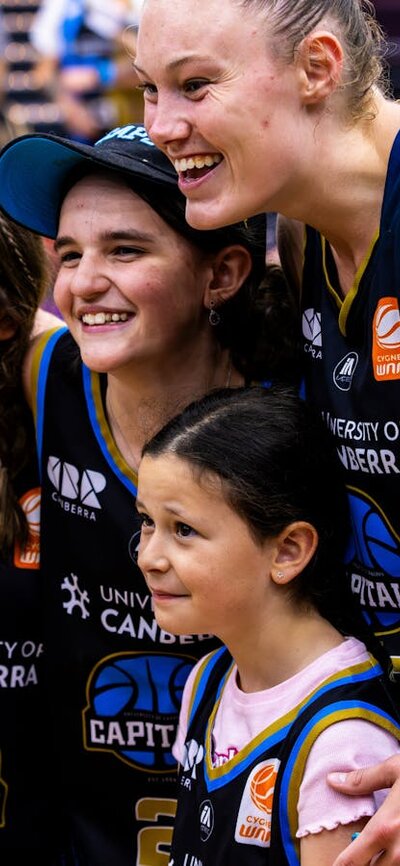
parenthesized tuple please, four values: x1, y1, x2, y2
(137, 453, 277, 640)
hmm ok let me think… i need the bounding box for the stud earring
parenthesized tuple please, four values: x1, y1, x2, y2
(276, 571, 285, 580)
(208, 300, 221, 327)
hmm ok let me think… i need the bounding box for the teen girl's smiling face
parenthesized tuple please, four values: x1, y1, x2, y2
(136, 0, 307, 229)
(53, 172, 214, 373)
(137, 453, 277, 642)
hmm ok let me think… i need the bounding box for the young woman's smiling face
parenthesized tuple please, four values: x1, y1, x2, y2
(137, 453, 276, 641)
(53, 172, 214, 374)
(136, 0, 305, 229)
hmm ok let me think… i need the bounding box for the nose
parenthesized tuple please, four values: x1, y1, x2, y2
(145, 92, 191, 153)
(138, 529, 170, 576)
(68, 252, 111, 299)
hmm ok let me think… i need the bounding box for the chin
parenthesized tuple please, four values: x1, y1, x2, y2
(185, 199, 232, 231)
(186, 198, 247, 232)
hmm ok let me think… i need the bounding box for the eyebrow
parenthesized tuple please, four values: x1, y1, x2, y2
(134, 54, 213, 75)
(136, 497, 190, 519)
(54, 229, 155, 252)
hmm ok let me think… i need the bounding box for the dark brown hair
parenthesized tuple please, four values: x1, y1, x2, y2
(0, 213, 49, 556)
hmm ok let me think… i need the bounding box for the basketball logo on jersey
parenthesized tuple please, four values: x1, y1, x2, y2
(346, 490, 400, 634)
(373, 297, 400, 381)
(83, 652, 194, 770)
(13, 487, 40, 570)
(235, 759, 280, 847)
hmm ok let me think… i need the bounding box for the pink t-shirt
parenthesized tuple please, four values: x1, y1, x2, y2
(173, 638, 400, 837)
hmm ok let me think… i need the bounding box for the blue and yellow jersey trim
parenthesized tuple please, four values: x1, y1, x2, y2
(188, 653, 386, 793)
(280, 700, 400, 866)
(320, 230, 379, 336)
(31, 327, 138, 495)
(82, 365, 138, 496)
(187, 647, 232, 731)
(31, 326, 68, 467)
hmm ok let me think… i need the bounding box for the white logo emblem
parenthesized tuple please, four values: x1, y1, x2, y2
(302, 308, 322, 346)
(61, 573, 90, 619)
(47, 457, 106, 509)
(199, 800, 214, 842)
(333, 351, 359, 391)
(182, 739, 204, 780)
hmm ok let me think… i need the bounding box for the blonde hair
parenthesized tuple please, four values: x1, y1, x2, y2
(237, 0, 389, 119)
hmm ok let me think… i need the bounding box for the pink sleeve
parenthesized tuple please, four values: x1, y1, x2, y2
(296, 719, 400, 837)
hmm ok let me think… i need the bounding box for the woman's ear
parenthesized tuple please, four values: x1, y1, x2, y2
(270, 522, 318, 585)
(204, 245, 252, 309)
(295, 30, 344, 105)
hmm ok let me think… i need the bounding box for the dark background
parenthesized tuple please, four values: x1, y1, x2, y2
(373, 0, 400, 95)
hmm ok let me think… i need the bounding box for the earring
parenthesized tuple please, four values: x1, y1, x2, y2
(209, 300, 221, 327)
(276, 571, 285, 580)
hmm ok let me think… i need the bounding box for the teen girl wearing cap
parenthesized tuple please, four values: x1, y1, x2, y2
(0, 124, 295, 865)
(134, 2, 400, 861)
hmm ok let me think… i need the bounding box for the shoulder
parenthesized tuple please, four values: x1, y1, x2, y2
(23, 323, 69, 407)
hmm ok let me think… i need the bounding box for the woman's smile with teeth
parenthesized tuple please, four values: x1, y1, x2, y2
(174, 154, 222, 173)
(81, 312, 130, 325)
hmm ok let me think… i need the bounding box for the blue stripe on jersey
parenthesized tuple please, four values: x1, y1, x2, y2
(204, 661, 384, 792)
(35, 327, 68, 472)
(280, 699, 400, 866)
(82, 364, 138, 496)
(188, 647, 229, 730)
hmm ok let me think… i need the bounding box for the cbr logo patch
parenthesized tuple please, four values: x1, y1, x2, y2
(373, 298, 400, 381)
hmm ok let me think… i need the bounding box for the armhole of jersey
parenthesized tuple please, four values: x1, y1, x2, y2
(187, 647, 229, 730)
(31, 326, 68, 468)
(280, 701, 400, 866)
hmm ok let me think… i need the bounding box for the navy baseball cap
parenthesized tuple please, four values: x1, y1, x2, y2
(0, 124, 178, 238)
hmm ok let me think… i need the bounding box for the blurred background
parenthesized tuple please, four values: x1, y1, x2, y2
(0, 0, 145, 146)
(0, 1, 398, 147)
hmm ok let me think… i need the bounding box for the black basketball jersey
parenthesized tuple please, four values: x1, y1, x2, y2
(32, 328, 220, 866)
(170, 647, 400, 866)
(301, 129, 400, 669)
(0, 443, 62, 861)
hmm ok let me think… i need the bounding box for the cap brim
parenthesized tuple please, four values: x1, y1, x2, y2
(0, 133, 177, 238)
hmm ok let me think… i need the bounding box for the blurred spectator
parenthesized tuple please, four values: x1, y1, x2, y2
(30, 0, 143, 141)
(0, 8, 11, 146)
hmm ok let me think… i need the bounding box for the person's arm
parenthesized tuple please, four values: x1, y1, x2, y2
(328, 756, 400, 865)
(301, 818, 370, 866)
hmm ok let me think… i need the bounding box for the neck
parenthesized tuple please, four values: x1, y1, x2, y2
(105, 344, 238, 469)
(225, 606, 343, 693)
(280, 96, 400, 288)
